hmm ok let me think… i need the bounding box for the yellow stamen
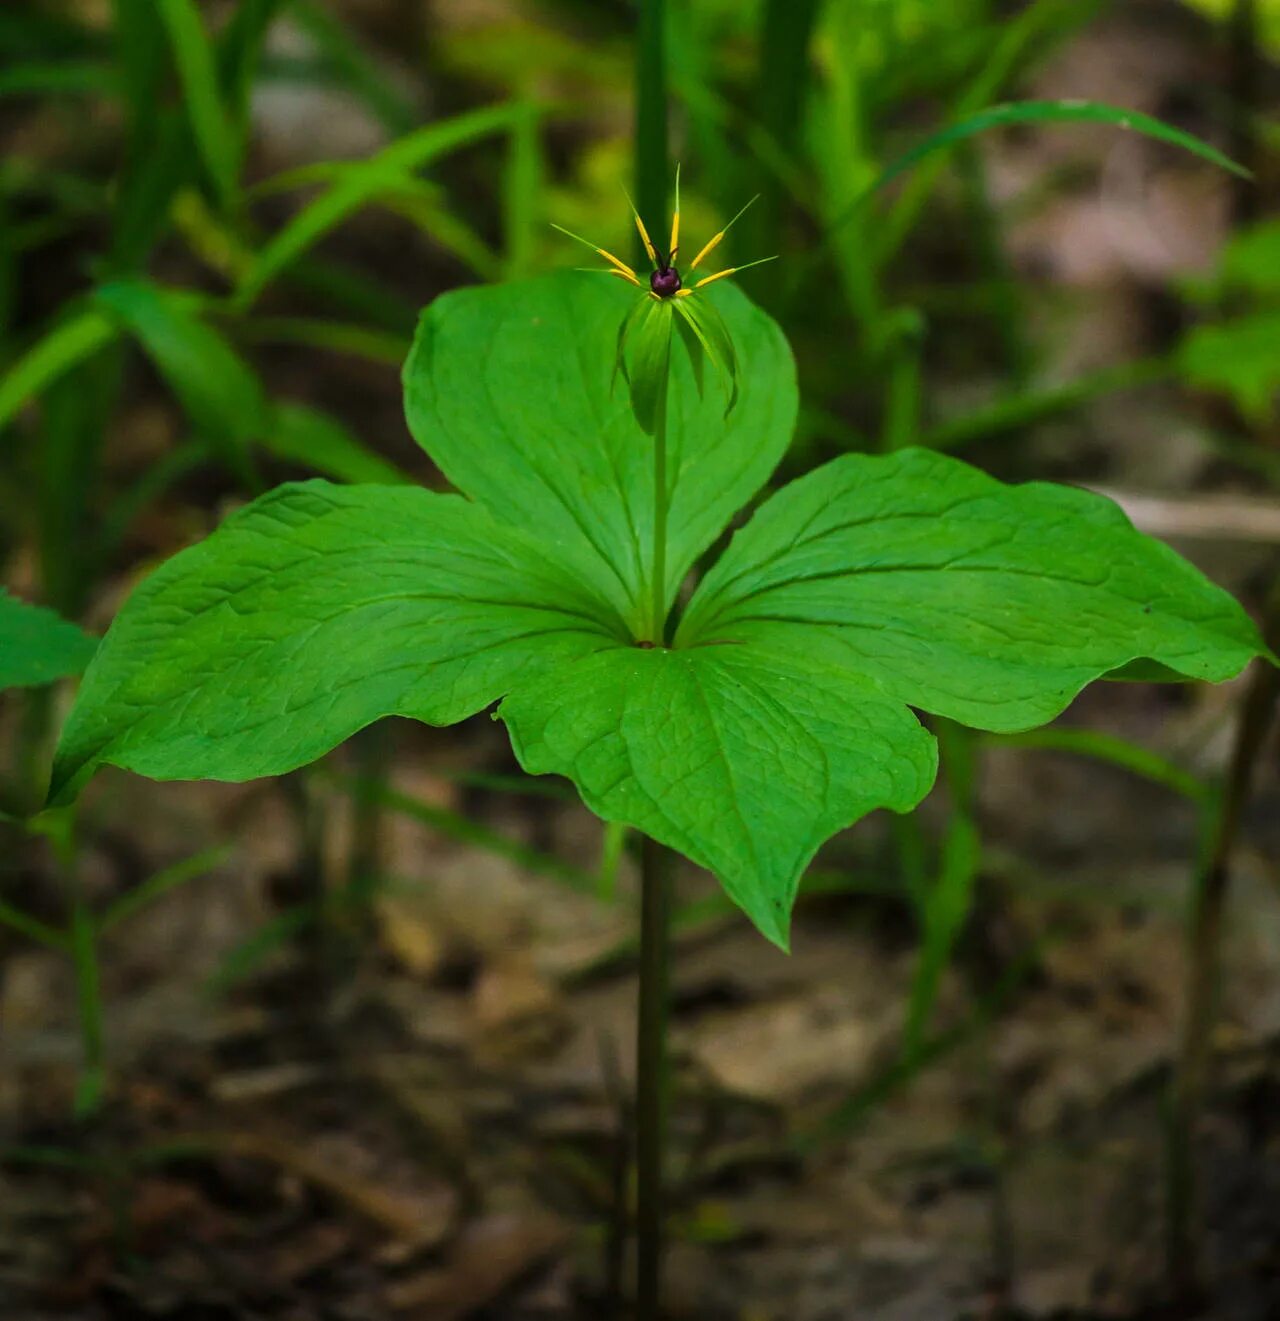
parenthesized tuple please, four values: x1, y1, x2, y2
(693, 267, 737, 289)
(633, 211, 658, 267)
(669, 162, 681, 263)
(550, 222, 641, 282)
(675, 287, 694, 297)
(693, 254, 778, 288)
(607, 267, 644, 288)
(688, 194, 760, 271)
(597, 247, 641, 281)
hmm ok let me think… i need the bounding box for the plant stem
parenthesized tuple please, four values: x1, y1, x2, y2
(1167, 586, 1280, 1295)
(648, 357, 670, 644)
(67, 860, 106, 1118)
(634, 0, 668, 262)
(635, 833, 673, 1319)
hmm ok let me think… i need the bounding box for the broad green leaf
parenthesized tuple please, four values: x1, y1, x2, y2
(266, 402, 413, 485)
(1178, 313, 1280, 422)
(404, 272, 797, 637)
(500, 644, 937, 948)
(94, 279, 267, 479)
(677, 447, 1265, 732)
(0, 591, 97, 690)
(50, 481, 621, 802)
(1218, 220, 1280, 297)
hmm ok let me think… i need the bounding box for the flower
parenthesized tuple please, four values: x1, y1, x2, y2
(553, 170, 775, 434)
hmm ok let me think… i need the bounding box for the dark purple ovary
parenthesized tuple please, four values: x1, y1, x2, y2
(650, 266, 681, 297)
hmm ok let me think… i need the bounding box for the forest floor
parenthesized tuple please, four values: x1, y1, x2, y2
(4, 2, 1280, 1318)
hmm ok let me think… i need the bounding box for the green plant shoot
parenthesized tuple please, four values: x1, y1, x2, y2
(47, 267, 1269, 949)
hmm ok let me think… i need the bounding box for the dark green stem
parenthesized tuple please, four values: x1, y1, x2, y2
(649, 357, 670, 644)
(1167, 586, 1280, 1295)
(634, 0, 668, 258)
(67, 860, 106, 1118)
(635, 834, 673, 1319)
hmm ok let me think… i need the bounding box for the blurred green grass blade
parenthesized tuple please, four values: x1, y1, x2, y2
(376, 177, 503, 280)
(332, 773, 596, 896)
(988, 727, 1208, 802)
(808, 99, 1248, 289)
(207, 905, 313, 996)
(0, 60, 118, 98)
(155, 0, 240, 211)
(754, 0, 822, 276)
(0, 895, 68, 951)
(235, 102, 525, 307)
(250, 165, 502, 278)
(99, 440, 212, 559)
(879, 100, 1248, 194)
(903, 811, 981, 1062)
(920, 357, 1170, 452)
(634, 0, 669, 259)
(503, 100, 543, 279)
(290, 0, 418, 135)
(98, 845, 231, 933)
(110, 0, 193, 268)
(94, 280, 265, 486)
(217, 0, 286, 136)
(267, 402, 412, 485)
(111, 110, 195, 271)
(876, 0, 1103, 267)
(231, 316, 410, 365)
(0, 309, 118, 433)
(39, 350, 121, 616)
(0, 11, 102, 58)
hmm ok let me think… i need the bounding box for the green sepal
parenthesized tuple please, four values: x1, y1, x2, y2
(672, 304, 706, 399)
(673, 293, 739, 417)
(625, 296, 674, 435)
(611, 294, 647, 396)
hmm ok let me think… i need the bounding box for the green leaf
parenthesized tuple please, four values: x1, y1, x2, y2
(501, 644, 937, 948)
(1177, 313, 1280, 422)
(155, 0, 240, 211)
(0, 591, 96, 690)
(235, 103, 523, 308)
(0, 308, 118, 432)
(1218, 219, 1280, 298)
(677, 447, 1265, 732)
(94, 280, 267, 480)
(50, 482, 620, 802)
(876, 100, 1249, 191)
(404, 272, 797, 638)
(266, 402, 413, 485)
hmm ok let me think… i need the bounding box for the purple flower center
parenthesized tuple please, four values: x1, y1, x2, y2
(650, 266, 682, 298)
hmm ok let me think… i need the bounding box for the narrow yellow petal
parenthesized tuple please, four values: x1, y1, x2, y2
(688, 194, 759, 270)
(607, 267, 644, 287)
